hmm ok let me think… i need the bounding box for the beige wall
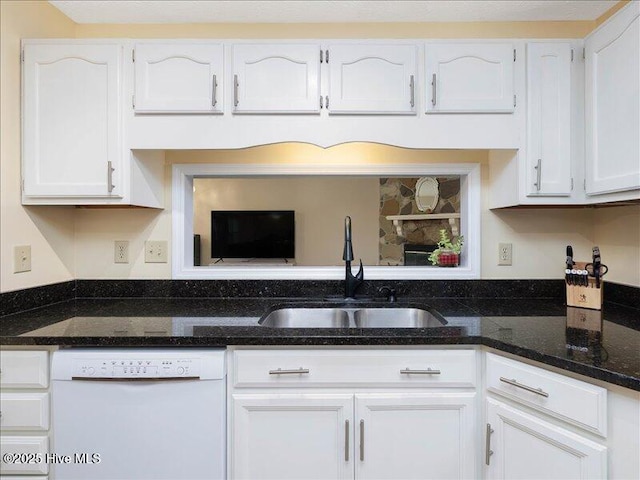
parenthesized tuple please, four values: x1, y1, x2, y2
(193, 177, 379, 266)
(0, 1, 76, 293)
(593, 205, 640, 287)
(76, 21, 594, 39)
(3, 1, 639, 289)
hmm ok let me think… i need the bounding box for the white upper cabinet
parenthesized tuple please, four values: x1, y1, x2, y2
(22, 43, 123, 197)
(526, 42, 573, 196)
(425, 43, 515, 113)
(134, 43, 223, 113)
(585, 2, 640, 196)
(232, 44, 321, 113)
(327, 44, 417, 114)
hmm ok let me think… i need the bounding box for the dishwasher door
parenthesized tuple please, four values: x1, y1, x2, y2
(52, 351, 225, 480)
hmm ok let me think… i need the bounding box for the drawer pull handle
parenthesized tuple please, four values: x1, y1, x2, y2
(233, 74, 239, 107)
(345, 420, 349, 462)
(485, 423, 494, 465)
(499, 377, 549, 398)
(359, 419, 364, 461)
(211, 74, 218, 107)
(400, 367, 441, 375)
(268, 367, 310, 375)
(409, 74, 415, 108)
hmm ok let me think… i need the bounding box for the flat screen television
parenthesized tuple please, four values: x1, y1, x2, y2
(211, 210, 295, 259)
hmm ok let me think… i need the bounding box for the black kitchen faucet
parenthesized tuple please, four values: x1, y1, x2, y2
(343, 216, 364, 299)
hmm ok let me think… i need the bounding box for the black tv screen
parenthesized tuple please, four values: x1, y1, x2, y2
(211, 210, 295, 259)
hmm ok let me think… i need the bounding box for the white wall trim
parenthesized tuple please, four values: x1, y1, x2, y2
(172, 162, 481, 280)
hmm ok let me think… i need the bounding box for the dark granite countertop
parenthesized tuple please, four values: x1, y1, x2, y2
(1, 297, 638, 391)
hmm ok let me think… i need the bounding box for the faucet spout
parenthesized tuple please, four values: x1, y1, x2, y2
(343, 216, 364, 298)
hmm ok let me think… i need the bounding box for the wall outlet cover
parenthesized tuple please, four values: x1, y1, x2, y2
(114, 240, 129, 264)
(145, 240, 168, 263)
(14, 245, 31, 273)
(498, 242, 513, 266)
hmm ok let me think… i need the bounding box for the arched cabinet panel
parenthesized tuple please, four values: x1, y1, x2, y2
(425, 43, 515, 113)
(134, 43, 223, 113)
(232, 44, 321, 113)
(328, 44, 417, 114)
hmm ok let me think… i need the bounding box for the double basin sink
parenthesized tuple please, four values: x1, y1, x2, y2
(259, 303, 447, 329)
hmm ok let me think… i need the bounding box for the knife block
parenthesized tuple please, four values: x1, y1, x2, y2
(565, 262, 603, 310)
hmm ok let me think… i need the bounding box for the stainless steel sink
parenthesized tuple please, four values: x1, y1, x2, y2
(259, 308, 351, 328)
(259, 305, 447, 328)
(354, 308, 446, 328)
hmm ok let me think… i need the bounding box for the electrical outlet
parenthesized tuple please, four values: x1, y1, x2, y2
(114, 240, 129, 264)
(14, 245, 31, 273)
(145, 241, 168, 263)
(498, 243, 512, 266)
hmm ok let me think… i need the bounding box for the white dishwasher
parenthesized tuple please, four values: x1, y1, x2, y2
(51, 349, 226, 480)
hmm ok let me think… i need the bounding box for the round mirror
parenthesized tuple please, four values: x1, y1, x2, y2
(415, 177, 439, 212)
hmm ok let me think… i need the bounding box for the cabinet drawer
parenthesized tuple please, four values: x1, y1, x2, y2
(0, 436, 49, 475)
(0, 351, 48, 388)
(233, 349, 476, 388)
(486, 353, 607, 436)
(0, 393, 49, 431)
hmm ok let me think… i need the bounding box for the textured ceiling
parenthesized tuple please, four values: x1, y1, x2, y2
(48, 1, 619, 24)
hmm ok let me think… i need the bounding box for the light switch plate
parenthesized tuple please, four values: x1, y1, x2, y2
(145, 241, 168, 263)
(14, 245, 31, 273)
(498, 243, 512, 266)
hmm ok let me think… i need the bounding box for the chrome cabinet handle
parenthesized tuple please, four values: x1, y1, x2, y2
(409, 74, 415, 108)
(107, 161, 115, 193)
(499, 377, 549, 397)
(485, 423, 494, 465)
(431, 73, 437, 106)
(233, 74, 239, 107)
(359, 420, 364, 461)
(534, 159, 542, 191)
(345, 420, 349, 462)
(400, 367, 441, 375)
(268, 367, 310, 375)
(211, 74, 218, 107)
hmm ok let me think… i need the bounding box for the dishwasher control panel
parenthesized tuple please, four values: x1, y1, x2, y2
(73, 357, 201, 379)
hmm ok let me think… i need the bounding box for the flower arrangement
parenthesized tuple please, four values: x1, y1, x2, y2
(428, 229, 464, 267)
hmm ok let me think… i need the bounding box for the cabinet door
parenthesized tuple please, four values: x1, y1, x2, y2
(425, 43, 515, 113)
(134, 43, 223, 113)
(23, 43, 122, 197)
(232, 393, 354, 480)
(526, 43, 572, 196)
(232, 44, 320, 113)
(356, 393, 476, 480)
(585, 3, 640, 195)
(486, 399, 607, 480)
(328, 44, 417, 114)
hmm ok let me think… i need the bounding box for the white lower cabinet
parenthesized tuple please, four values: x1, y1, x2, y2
(485, 399, 607, 480)
(229, 348, 478, 480)
(232, 394, 354, 480)
(232, 392, 476, 480)
(356, 393, 476, 480)
(0, 349, 51, 478)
